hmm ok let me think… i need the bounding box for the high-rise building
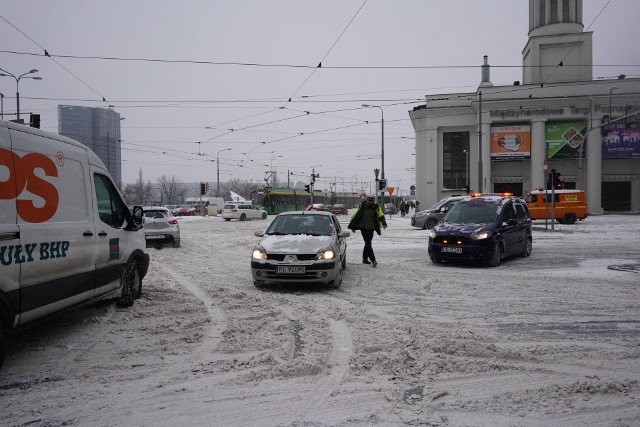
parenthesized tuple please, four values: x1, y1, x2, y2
(58, 105, 123, 186)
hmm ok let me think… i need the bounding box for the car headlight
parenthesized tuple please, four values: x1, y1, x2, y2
(252, 246, 267, 260)
(316, 247, 335, 260)
(428, 230, 437, 239)
(471, 230, 491, 240)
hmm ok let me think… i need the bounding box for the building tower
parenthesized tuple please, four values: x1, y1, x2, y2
(522, 0, 592, 84)
(58, 105, 123, 187)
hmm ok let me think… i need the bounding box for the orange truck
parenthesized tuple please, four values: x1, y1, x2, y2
(524, 189, 587, 224)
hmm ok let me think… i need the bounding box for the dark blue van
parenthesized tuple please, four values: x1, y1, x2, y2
(427, 194, 532, 267)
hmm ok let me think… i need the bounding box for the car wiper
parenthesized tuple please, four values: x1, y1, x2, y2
(267, 231, 287, 235)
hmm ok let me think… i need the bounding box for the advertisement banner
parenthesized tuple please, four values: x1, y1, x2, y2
(602, 122, 640, 158)
(545, 123, 587, 159)
(490, 125, 531, 160)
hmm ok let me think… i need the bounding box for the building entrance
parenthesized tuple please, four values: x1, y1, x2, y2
(602, 182, 631, 211)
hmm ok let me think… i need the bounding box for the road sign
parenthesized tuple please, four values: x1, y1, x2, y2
(387, 187, 395, 195)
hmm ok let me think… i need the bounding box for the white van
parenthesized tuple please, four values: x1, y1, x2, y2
(185, 196, 225, 216)
(0, 120, 150, 368)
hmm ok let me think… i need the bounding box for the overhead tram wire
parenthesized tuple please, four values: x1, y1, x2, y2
(0, 15, 110, 104)
(3, 49, 637, 71)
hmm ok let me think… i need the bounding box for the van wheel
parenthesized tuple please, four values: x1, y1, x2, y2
(117, 260, 142, 307)
(520, 237, 532, 257)
(563, 213, 577, 225)
(0, 317, 6, 370)
(261, 212, 268, 219)
(429, 255, 442, 264)
(487, 243, 503, 267)
(240, 213, 247, 221)
(426, 219, 438, 229)
(224, 218, 231, 221)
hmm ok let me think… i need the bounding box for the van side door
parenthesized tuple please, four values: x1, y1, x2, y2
(0, 124, 21, 325)
(10, 128, 97, 326)
(92, 171, 134, 296)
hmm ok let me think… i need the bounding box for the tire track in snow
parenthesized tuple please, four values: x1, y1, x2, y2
(279, 318, 353, 425)
(158, 263, 227, 363)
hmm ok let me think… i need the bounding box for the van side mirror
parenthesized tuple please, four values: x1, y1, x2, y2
(126, 206, 144, 231)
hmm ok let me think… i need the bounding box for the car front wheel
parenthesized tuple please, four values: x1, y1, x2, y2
(426, 218, 438, 229)
(261, 212, 267, 219)
(240, 213, 247, 221)
(487, 243, 503, 267)
(520, 237, 532, 257)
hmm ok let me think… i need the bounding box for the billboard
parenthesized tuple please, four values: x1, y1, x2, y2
(545, 123, 587, 159)
(602, 122, 640, 158)
(490, 125, 531, 160)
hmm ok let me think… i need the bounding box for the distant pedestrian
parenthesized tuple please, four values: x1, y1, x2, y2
(348, 195, 387, 267)
(399, 201, 406, 217)
(415, 201, 420, 212)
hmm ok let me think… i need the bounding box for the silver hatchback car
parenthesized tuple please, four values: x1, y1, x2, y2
(411, 196, 466, 229)
(142, 206, 181, 248)
(251, 211, 350, 288)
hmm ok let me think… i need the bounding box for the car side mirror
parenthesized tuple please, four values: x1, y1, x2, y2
(254, 231, 265, 237)
(339, 231, 351, 238)
(504, 218, 518, 226)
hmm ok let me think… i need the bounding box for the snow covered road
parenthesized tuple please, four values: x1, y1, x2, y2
(1, 213, 639, 426)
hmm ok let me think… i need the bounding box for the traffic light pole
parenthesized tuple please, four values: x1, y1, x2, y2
(550, 169, 556, 231)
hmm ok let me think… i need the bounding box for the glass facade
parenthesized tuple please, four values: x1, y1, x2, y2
(443, 132, 470, 190)
(58, 105, 122, 186)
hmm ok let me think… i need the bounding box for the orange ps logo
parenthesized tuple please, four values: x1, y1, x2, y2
(0, 148, 60, 223)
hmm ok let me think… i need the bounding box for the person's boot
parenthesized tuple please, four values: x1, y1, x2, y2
(372, 260, 378, 267)
(362, 259, 371, 264)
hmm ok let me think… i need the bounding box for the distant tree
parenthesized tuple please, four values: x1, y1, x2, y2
(157, 175, 187, 204)
(123, 168, 154, 205)
(223, 178, 261, 200)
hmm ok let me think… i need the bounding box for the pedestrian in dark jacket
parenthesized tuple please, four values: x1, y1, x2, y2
(347, 195, 387, 267)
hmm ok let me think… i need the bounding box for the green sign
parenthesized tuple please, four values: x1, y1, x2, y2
(545, 123, 587, 159)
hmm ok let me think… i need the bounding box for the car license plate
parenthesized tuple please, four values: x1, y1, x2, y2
(145, 235, 164, 240)
(442, 246, 462, 254)
(277, 266, 305, 274)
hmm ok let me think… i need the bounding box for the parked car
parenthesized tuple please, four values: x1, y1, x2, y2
(412, 196, 466, 229)
(330, 204, 348, 215)
(221, 203, 268, 221)
(428, 193, 532, 267)
(383, 204, 398, 215)
(174, 205, 195, 216)
(142, 206, 181, 248)
(251, 211, 350, 288)
(306, 203, 327, 211)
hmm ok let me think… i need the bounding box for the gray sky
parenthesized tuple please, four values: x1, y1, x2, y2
(1, 0, 638, 195)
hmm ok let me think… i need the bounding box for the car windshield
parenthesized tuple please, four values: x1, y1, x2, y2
(266, 214, 333, 236)
(443, 201, 499, 224)
(223, 204, 236, 209)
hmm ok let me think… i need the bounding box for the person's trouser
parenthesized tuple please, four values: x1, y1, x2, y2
(361, 229, 376, 262)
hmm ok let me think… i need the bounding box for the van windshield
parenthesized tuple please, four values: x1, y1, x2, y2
(444, 202, 499, 224)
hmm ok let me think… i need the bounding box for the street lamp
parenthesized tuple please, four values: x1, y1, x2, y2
(0, 68, 42, 122)
(609, 86, 619, 124)
(217, 148, 232, 197)
(362, 104, 384, 201)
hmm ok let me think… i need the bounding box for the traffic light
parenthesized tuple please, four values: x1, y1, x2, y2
(304, 184, 311, 193)
(378, 179, 387, 190)
(553, 171, 563, 189)
(204, 182, 209, 193)
(200, 182, 206, 195)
